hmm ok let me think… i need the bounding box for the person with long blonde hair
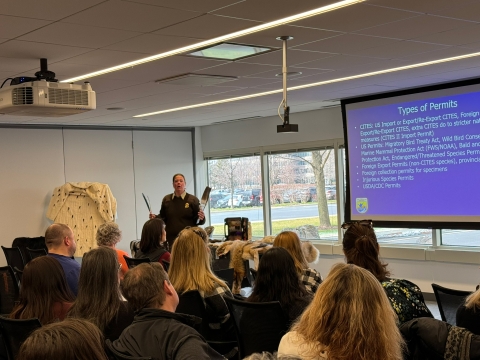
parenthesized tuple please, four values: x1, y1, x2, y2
(278, 263, 405, 360)
(168, 228, 235, 341)
(456, 286, 480, 334)
(273, 231, 322, 294)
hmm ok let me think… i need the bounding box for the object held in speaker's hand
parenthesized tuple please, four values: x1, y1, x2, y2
(197, 186, 211, 224)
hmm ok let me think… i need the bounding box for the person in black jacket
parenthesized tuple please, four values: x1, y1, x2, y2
(400, 317, 480, 360)
(150, 174, 205, 249)
(112, 262, 223, 360)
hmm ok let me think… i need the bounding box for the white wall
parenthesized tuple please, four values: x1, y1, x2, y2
(0, 127, 196, 262)
(0, 128, 65, 240)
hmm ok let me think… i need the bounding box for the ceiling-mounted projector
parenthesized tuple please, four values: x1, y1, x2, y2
(0, 58, 96, 117)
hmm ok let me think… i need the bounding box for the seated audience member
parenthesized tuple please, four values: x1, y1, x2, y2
(169, 228, 235, 341)
(10, 256, 74, 324)
(273, 231, 322, 294)
(400, 317, 480, 360)
(342, 221, 433, 324)
(45, 223, 81, 296)
(68, 247, 134, 340)
(457, 286, 480, 334)
(112, 263, 224, 359)
(244, 352, 301, 360)
(248, 247, 312, 326)
(96, 222, 129, 279)
(16, 318, 108, 360)
(135, 218, 171, 263)
(278, 263, 405, 360)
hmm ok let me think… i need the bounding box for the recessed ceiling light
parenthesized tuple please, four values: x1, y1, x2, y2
(155, 73, 238, 86)
(186, 43, 275, 61)
(106, 107, 124, 110)
(60, 0, 364, 83)
(275, 71, 303, 77)
(133, 50, 480, 118)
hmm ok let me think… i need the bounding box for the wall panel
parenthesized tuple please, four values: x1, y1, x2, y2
(0, 128, 65, 264)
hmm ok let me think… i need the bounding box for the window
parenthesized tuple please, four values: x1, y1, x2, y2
(441, 229, 480, 247)
(267, 149, 338, 240)
(207, 156, 263, 238)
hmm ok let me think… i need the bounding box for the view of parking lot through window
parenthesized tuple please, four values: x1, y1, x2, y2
(267, 149, 337, 240)
(207, 156, 264, 238)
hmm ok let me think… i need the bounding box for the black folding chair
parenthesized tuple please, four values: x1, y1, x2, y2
(105, 339, 152, 360)
(0, 317, 41, 360)
(1, 247, 26, 282)
(0, 266, 20, 315)
(176, 290, 238, 359)
(123, 256, 150, 269)
(432, 283, 471, 325)
(213, 268, 235, 290)
(211, 250, 231, 271)
(26, 247, 47, 262)
(224, 297, 288, 358)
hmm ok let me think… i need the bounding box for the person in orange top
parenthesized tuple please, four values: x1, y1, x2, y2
(96, 222, 129, 279)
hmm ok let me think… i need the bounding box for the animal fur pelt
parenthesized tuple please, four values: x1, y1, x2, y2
(213, 237, 320, 294)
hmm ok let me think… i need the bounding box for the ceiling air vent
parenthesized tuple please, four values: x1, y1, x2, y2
(12, 87, 33, 105)
(155, 73, 238, 86)
(48, 88, 89, 106)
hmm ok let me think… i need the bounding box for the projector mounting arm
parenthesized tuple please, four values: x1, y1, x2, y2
(276, 36, 298, 133)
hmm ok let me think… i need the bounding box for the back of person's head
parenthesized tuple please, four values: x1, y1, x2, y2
(140, 218, 165, 253)
(249, 247, 307, 307)
(244, 353, 302, 360)
(342, 222, 390, 281)
(10, 256, 74, 324)
(45, 223, 71, 250)
(465, 286, 480, 309)
(293, 263, 404, 360)
(121, 262, 169, 311)
(169, 228, 225, 294)
(185, 226, 209, 245)
(273, 231, 308, 275)
(68, 247, 121, 331)
(17, 318, 107, 360)
(96, 222, 121, 247)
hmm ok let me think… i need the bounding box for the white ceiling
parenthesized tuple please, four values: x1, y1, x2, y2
(2, 0, 480, 127)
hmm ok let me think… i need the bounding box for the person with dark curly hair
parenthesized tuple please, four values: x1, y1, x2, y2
(342, 220, 433, 324)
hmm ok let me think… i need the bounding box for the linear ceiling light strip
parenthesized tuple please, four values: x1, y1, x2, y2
(133, 51, 480, 117)
(60, 0, 364, 83)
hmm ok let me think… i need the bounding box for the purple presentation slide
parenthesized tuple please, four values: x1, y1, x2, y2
(346, 90, 480, 219)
